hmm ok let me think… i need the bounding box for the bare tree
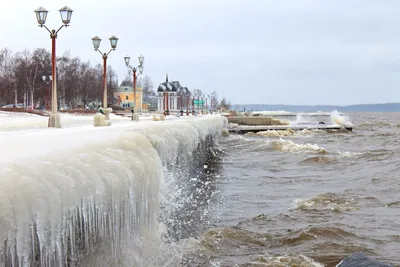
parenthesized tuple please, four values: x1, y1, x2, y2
(192, 88, 203, 98)
(10, 52, 27, 106)
(141, 75, 154, 95)
(0, 48, 14, 105)
(107, 65, 117, 106)
(120, 73, 133, 87)
(28, 49, 51, 108)
(141, 75, 156, 108)
(14, 50, 32, 107)
(219, 96, 231, 110)
(0, 47, 136, 110)
(208, 91, 218, 110)
(57, 51, 73, 108)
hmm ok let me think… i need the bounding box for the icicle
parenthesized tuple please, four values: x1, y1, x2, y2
(0, 116, 227, 266)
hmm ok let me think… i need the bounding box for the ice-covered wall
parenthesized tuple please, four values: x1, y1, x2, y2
(0, 115, 228, 267)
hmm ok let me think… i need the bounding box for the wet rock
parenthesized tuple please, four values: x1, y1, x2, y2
(337, 252, 393, 267)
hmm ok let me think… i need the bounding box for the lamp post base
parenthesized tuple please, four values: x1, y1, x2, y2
(94, 113, 112, 127)
(94, 107, 113, 127)
(48, 113, 61, 128)
(132, 113, 139, 121)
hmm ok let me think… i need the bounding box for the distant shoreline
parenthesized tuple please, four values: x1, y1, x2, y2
(232, 103, 400, 112)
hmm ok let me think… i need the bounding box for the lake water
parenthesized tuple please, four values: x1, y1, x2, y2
(1, 111, 399, 267)
(179, 112, 400, 267)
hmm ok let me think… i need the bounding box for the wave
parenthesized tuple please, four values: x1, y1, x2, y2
(246, 254, 324, 267)
(245, 128, 321, 138)
(300, 156, 338, 164)
(338, 149, 394, 162)
(385, 201, 400, 208)
(293, 193, 357, 213)
(272, 139, 327, 154)
(358, 122, 394, 128)
(184, 221, 376, 267)
(246, 129, 296, 137)
(221, 134, 271, 153)
(326, 128, 354, 133)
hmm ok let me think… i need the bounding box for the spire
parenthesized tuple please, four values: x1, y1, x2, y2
(166, 73, 168, 82)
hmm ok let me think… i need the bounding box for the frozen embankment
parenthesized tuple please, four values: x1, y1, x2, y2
(0, 114, 228, 267)
(0, 111, 133, 132)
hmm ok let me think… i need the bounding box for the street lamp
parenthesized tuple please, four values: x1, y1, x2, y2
(124, 54, 144, 121)
(34, 6, 73, 128)
(42, 75, 52, 110)
(92, 35, 119, 112)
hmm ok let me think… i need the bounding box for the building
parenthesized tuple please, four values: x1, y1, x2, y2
(156, 74, 191, 112)
(114, 85, 143, 110)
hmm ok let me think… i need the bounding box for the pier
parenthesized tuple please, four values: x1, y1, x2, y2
(228, 124, 352, 134)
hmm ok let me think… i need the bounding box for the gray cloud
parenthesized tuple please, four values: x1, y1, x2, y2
(1, 0, 400, 105)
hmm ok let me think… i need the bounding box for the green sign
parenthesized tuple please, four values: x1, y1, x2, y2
(193, 99, 205, 104)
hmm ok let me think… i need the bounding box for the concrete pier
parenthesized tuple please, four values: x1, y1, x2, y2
(227, 116, 289, 126)
(229, 124, 352, 134)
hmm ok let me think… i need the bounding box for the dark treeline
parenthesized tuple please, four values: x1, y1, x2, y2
(0, 48, 118, 109)
(0, 47, 231, 111)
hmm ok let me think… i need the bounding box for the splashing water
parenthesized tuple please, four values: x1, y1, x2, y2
(294, 113, 311, 124)
(330, 110, 352, 126)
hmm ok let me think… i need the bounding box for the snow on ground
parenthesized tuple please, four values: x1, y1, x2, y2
(0, 111, 132, 132)
(0, 111, 197, 133)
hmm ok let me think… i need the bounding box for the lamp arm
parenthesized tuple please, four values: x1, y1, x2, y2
(55, 24, 67, 35)
(39, 24, 52, 35)
(106, 48, 115, 56)
(126, 65, 138, 74)
(96, 49, 104, 57)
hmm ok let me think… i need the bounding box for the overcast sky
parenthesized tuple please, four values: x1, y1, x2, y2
(1, 0, 400, 105)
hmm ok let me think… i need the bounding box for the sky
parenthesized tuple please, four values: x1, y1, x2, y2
(1, 0, 400, 105)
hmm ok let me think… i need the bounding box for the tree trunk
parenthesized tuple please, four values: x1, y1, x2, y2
(30, 89, 34, 109)
(14, 88, 17, 106)
(23, 91, 27, 108)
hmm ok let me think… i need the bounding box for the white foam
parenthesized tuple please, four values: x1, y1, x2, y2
(330, 110, 352, 126)
(272, 138, 327, 154)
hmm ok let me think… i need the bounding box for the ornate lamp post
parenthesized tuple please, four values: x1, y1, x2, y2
(42, 75, 52, 110)
(35, 6, 73, 128)
(91, 36, 119, 112)
(186, 95, 189, 116)
(124, 55, 144, 121)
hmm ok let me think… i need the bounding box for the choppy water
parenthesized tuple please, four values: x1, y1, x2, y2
(180, 112, 400, 267)
(1, 111, 399, 267)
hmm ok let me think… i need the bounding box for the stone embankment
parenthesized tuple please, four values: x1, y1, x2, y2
(226, 116, 289, 126)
